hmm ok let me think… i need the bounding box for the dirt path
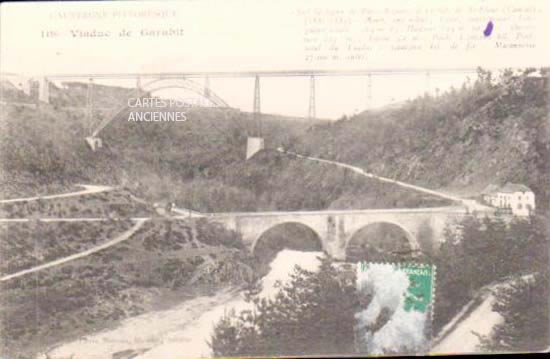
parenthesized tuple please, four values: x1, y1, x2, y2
(431, 274, 535, 353)
(278, 149, 492, 212)
(0, 217, 151, 223)
(431, 290, 500, 353)
(0, 219, 147, 282)
(0, 184, 114, 204)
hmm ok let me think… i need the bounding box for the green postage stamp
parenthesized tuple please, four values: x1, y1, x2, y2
(355, 262, 436, 355)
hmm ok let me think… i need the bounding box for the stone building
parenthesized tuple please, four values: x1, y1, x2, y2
(482, 183, 535, 216)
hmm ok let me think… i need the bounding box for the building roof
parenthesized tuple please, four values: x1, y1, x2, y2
(481, 184, 500, 195)
(482, 182, 532, 194)
(499, 183, 532, 193)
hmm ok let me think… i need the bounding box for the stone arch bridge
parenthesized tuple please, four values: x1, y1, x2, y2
(208, 206, 471, 260)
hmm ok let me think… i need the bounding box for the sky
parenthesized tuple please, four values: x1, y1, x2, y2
(86, 72, 475, 119)
(1, 0, 548, 119)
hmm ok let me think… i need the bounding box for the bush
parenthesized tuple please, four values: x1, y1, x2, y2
(209, 257, 358, 357)
(433, 214, 549, 333)
(483, 271, 549, 352)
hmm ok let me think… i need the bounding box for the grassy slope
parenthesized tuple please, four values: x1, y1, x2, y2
(7, 72, 545, 356)
(291, 69, 549, 210)
(1, 81, 449, 211)
(0, 217, 252, 358)
(0, 220, 134, 275)
(0, 188, 153, 218)
(0, 80, 444, 358)
(2, 70, 547, 356)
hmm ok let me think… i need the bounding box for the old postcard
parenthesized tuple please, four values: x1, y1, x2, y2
(0, 0, 549, 357)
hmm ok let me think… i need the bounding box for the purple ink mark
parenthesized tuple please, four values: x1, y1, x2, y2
(483, 21, 494, 37)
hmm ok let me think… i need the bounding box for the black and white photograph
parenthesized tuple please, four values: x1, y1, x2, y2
(0, 0, 549, 358)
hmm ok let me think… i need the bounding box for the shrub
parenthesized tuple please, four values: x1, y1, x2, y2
(209, 257, 358, 357)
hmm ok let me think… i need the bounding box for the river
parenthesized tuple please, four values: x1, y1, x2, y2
(40, 247, 499, 358)
(42, 250, 324, 359)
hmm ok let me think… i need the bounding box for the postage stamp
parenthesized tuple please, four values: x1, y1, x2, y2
(355, 262, 436, 355)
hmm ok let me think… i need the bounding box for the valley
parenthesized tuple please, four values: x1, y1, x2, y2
(0, 67, 548, 357)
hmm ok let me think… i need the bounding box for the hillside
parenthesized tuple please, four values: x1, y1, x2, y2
(1, 69, 548, 357)
(291, 68, 549, 210)
(0, 188, 153, 219)
(1, 81, 450, 211)
(0, 216, 252, 358)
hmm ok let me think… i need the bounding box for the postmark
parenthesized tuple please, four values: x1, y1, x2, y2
(355, 262, 436, 355)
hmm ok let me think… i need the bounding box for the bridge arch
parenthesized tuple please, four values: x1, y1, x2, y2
(91, 77, 229, 137)
(140, 78, 229, 108)
(252, 222, 323, 263)
(345, 221, 418, 262)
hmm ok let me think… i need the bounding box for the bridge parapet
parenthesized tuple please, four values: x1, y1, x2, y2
(207, 207, 474, 260)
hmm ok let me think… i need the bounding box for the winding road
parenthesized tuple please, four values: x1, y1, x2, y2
(275, 149, 506, 352)
(0, 152, 516, 357)
(0, 184, 114, 204)
(431, 274, 535, 353)
(0, 152, 491, 284)
(277, 149, 492, 213)
(0, 219, 147, 282)
(432, 288, 502, 353)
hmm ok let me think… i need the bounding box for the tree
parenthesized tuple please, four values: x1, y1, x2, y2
(433, 214, 549, 334)
(483, 271, 549, 352)
(209, 257, 358, 357)
(208, 309, 242, 357)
